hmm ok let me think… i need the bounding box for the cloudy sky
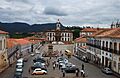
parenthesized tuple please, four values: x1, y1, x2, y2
(0, 0, 120, 27)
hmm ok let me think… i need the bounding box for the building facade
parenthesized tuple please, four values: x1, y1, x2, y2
(80, 28, 98, 37)
(86, 28, 120, 74)
(0, 30, 8, 72)
(14, 39, 31, 57)
(7, 39, 20, 66)
(74, 37, 87, 59)
(74, 28, 98, 59)
(45, 19, 73, 44)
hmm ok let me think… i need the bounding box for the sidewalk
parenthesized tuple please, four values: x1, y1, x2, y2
(0, 64, 9, 73)
(0, 63, 16, 78)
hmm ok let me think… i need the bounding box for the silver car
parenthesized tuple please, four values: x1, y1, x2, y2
(101, 67, 113, 75)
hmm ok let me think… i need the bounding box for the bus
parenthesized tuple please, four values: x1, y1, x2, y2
(65, 50, 72, 57)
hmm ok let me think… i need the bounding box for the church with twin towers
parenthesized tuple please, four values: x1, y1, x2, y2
(45, 19, 73, 44)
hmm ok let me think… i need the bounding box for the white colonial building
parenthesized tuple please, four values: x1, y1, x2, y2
(87, 28, 120, 74)
(80, 28, 98, 37)
(45, 19, 73, 44)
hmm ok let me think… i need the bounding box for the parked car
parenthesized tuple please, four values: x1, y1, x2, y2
(33, 57, 46, 63)
(64, 66, 79, 73)
(14, 71, 22, 78)
(32, 68, 47, 75)
(101, 67, 113, 75)
(16, 65, 23, 73)
(23, 57, 28, 62)
(31, 53, 35, 56)
(17, 58, 24, 63)
(16, 62, 23, 67)
(31, 62, 47, 71)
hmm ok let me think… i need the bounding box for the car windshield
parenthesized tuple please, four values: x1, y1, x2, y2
(36, 69, 41, 71)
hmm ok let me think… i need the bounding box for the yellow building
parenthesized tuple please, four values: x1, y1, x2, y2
(0, 30, 8, 72)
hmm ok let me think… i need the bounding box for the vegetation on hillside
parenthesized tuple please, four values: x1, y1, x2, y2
(10, 33, 34, 38)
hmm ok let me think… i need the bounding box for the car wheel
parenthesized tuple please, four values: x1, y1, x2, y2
(44, 73, 47, 75)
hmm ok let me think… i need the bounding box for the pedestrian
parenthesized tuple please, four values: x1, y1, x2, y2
(62, 70, 65, 77)
(82, 64, 84, 70)
(56, 62, 59, 67)
(28, 68, 31, 74)
(80, 69, 83, 76)
(76, 69, 79, 77)
(82, 70, 85, 78)
(53, 64, 56, 70)
(59, 64, 60, 70)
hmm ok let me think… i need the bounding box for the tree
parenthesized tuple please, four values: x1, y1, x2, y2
(73, 29, 80, 39)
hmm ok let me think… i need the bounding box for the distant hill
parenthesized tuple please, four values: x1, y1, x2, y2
(0, 22, 65, 34)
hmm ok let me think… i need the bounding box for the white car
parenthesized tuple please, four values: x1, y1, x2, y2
(16, 68, 23, 73)
(16, 62, 23, 67)
(32, 68, 47, 75)
(17, 58, 23, 63)
(35, 50, 40, 54)
(31, 53, 35, 56)
(16, 65, 23, 73)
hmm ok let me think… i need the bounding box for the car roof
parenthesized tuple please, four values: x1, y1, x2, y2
(35, 68, 42, 70)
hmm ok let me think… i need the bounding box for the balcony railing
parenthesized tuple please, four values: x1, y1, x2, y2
(86, 43, 101, 49)
(87, 43, 120, 55)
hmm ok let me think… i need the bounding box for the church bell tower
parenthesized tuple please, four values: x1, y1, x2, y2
(56, 19, 61, 30)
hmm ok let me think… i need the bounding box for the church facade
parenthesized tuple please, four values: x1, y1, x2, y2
(45, 19, 73, 44)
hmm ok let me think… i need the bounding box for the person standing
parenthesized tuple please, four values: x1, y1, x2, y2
(53, 64, 56, 70)
(82, 64, 84, 70)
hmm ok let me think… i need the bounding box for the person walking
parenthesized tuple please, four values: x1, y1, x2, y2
(82, 70, 85, 78)
(56, 62, 59, 67)
(28, 67, 31, 74)
(62, 70, 65, 77)
(80, 69, 84, 76)
(76, 68, 79, 77)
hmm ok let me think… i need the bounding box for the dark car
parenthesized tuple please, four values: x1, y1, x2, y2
(23, 57, 28, 62)
(14, 72, 22, 78)
(33, 57, 46, 63)
(31, 62, 47, 71)
(64, 66, 79, 73)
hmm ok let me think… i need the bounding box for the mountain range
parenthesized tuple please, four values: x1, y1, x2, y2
(0, 22, 65, 34)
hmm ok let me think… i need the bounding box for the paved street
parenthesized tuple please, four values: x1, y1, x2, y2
(0, 44, 118, 78)
(69, 56, 117, 78)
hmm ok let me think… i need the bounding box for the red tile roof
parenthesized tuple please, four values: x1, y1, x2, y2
(81, 28, 98, 32)
(75, 37, 87, 43)
(14, 39, 30, 45)
(89, 29, 111, 38)
(0, 30, 8, 34)
(96, 28, 120, 38)
(7, 38, 17, 48)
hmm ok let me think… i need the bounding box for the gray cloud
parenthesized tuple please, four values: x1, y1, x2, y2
(0, 0, 120, 27)
(43, 7, 68, 16)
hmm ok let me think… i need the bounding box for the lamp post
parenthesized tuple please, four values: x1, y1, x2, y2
(48, 41, 53, 59)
